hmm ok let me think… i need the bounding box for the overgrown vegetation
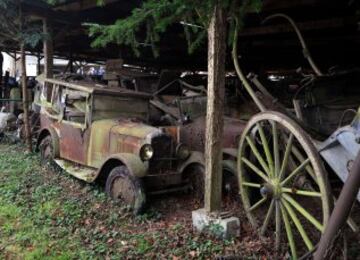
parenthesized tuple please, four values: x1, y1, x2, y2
(0, 143, 273, 259)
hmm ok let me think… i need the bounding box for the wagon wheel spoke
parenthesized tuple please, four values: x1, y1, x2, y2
(280, 201, 298, 259)
(275, 200, 282, 252)
(241, 157, 270, 182)
(283, 193, 324, 232)
(291, 146, 318, 184)
(242, 182, 261, 188)
(249, 196, 267, 212)
(282, 198, 314, 251)
(281, 188, 322, 197)
(245, 136, 270, 174)
(260, 199, 275, 236)
(278, 134, 294, 181)
(257, 123, 274, 177)
(281, 158, 311, 186)
(272, 122, 280, 177)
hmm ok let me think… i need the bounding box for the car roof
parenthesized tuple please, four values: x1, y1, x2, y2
(37, 76, 152, 99)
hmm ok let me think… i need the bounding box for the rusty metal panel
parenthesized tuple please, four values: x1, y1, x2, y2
(179, 116, 245, 152)
(58, 122, 90, 165)
(87, 119, 160, 168)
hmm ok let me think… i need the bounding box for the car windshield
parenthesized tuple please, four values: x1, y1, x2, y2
(177, 95, 207, 120)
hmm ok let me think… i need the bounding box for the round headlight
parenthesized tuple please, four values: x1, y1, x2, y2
(140, 144, 154, 161)
(176, 143, 190, 160)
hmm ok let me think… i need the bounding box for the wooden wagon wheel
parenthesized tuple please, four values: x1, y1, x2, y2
(237, 111, 332, 259)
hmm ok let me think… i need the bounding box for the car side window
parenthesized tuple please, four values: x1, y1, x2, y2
(39, 84, 62, 119)
(61, 89, 89, 128)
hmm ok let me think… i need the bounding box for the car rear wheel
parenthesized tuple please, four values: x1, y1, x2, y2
(105, 166, 146, 215)
(222, 160, 240, 202)
(39, 135, 54, 165)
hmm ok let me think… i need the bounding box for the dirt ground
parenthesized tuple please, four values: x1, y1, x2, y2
(0, 143, 358, 259)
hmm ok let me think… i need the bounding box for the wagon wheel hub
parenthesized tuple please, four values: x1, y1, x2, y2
(260, 184, 274, 198)
(260, 181, 282, 199)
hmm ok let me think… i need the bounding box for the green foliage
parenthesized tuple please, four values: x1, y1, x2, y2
(0, 143, 276, 259)
(0, 0, 49, 48)
(88, 0, 262, 57)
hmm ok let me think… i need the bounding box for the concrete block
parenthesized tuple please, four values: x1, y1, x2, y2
(192, 208, 240, 239)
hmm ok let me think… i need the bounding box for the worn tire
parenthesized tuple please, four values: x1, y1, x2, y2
(222, 160, 240, 201)
(39, 135, 54, 166)
(182, 163, 205, 205)
(105, 166, 146, 215)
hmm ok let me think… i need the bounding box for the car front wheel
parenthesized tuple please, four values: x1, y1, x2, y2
(182, 163, 205, 206)
(105, 166, 146, 215)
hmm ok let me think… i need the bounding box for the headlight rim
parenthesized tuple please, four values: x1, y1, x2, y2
(140, 144, 154, 161)
(176, 143, 190, 160)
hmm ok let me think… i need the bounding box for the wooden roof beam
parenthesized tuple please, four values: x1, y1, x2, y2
(240, 16, 357, 37)
(55, 0, 118, 12)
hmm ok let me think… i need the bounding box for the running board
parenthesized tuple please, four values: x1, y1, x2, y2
(148, 184, 192, 196)
(54, 159, 97, 183)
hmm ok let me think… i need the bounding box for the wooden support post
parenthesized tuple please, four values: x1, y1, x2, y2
(0, 52, 3, 99)
(0, 52, 3, 83)
(43, 18, 54, 79)
(19, 3, 32, 152)
(204, 5, 227, 213)
(69, 51, 74, 73)
(69, 59, 74, 73)
(37, 52, 42, 76)
(10, 52, 16, 77)
(20, 44, 32, 152)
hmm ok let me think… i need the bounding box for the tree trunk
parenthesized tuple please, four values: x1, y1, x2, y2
(18, 1, 32, 152)
(204, 4, 227, 213)
(20, 44, 32, 152)
(43, 18, 53, 79)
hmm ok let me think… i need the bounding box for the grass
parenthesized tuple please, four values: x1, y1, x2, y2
(0, 143, 272, 259)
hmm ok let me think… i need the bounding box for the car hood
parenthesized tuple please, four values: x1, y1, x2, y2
(177, 116, 246, 152)
(92, 119, 162, 141)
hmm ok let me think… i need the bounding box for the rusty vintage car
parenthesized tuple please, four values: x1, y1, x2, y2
(34, 76, 205, 214)
(149, 82, 247, 196)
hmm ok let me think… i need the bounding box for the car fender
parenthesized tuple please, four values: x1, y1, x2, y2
(96, 153, 148, 179)
(36, 127, 60, 158)
(177, 151, 205, 173)
(222, 159, 237, 175)
(222, 148, 237, 160)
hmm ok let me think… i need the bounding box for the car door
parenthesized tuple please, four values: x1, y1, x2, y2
(57, 88, 92, 165)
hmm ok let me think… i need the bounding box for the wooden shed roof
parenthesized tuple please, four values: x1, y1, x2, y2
(6, 0, 360, 71)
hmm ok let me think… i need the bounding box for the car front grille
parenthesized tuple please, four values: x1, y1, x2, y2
(149, 134, 175, 174)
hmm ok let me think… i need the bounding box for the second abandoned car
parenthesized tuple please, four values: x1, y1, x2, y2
(34, 77, 205, 214)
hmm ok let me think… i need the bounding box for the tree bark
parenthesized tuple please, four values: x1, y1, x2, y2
(204, 4, 227, 213)
(43, 18, 53, 79)
(18, 2, 32, 152)
(20, 45, 32, 152)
